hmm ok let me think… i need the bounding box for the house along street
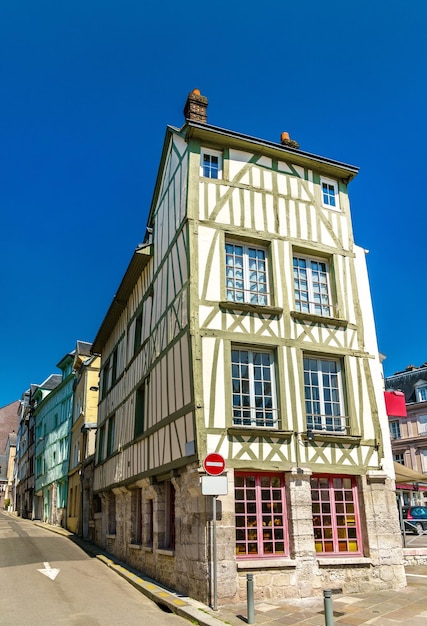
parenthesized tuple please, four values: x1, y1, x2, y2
(0, 512, 188, 626)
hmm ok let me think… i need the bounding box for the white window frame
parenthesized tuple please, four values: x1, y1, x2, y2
(303, 356, 347, 433)
(320, 177, 340, 211)
(393, 453, 405, 465)
(201, 148, 222, 179)
(231, 347, 278, 428)
(225, 241, 270, 306)
(293, 254, 333, 317)
(419, 415, 427, 435)
(415, 382, 427, 402)
(389, 420, 401, 440)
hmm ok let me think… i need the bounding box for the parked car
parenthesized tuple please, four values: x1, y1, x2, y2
(401, 506, 427, 534)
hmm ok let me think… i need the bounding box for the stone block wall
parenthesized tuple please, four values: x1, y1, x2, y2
(94, 465, 406, 606)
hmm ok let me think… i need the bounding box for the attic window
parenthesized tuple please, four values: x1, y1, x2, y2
(320, 177, 340, 211)
(415, 383, 427, 402)
(201, 148, 222, 179)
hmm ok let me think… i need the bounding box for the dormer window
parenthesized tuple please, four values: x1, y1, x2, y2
(320, 177, 340, 211)
(201, 148, 222, 179)
(415, 382, 427, 402)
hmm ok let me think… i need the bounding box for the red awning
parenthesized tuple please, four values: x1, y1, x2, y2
(384, 390, 407, 417)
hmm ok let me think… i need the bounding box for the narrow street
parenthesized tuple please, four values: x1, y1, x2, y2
(0, 512, 189, 626)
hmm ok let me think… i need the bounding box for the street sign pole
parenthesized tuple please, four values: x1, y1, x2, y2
(212, 494, 218, 611)
(202, 453, 226, 611)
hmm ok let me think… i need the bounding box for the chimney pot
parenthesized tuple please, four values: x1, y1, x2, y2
(280, 131, 300, 150)
(184, 88, 208, 124)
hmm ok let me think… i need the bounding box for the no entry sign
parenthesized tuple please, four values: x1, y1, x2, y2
(203, 453, 226, 476)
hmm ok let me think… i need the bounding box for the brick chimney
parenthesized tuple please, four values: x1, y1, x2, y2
(280, 131, 300, 149)
(183, 89, 208, 123)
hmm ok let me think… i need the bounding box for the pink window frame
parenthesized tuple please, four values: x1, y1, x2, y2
(235, 472, 289, 559)
(311, 474, 363, 556)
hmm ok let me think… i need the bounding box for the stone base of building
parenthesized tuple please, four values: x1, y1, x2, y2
(403, 548, 427, 567)
(93, 464, 406, 605)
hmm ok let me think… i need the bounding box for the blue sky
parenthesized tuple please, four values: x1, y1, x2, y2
(1, 1, 426, 408)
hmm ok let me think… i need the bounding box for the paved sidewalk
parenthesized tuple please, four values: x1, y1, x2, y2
(32, 520, 427, 625)
(212, 568, 427, 625)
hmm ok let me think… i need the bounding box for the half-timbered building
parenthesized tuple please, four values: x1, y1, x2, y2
(91, 89, 405, 604)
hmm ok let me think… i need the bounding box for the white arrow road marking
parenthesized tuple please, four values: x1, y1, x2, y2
(37, 562, 60, 580)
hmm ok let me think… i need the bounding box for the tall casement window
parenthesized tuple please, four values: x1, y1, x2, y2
(226, 242, 269, 305)
(235, 473, 288, 558)
(419, 416, 427, 435)
(102, 358, 112, 399)
(232, 348, 278, 428)
(415, 384, 427, 402)
(164, 481, 176, 550)
(393, 453, 405, 465)
(201, 148, 222, 179)
(320, 177, 340, 210)
(131, 489, 142, 545)
(69, 487, 74, 517)
(389, 421, 401, 440)
(304, 356, 347, 433)
(146, 499, 154, 547)
(106, 414, 115, 457)
(111, 348, 118, 386)
(293, 256, 332, 317)
(311, 475, 362, 555)
(134, 312, 143, 355)
(101, 347, 118, 398)
(135, 380, 148, 438)
(107, 493, 116, 536)
(97, 424, 106, 463)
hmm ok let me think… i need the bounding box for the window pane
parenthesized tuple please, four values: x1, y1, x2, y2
(232, 349, 277, 428)
(312, 475, 360, 555)
(225, 242, 269, 305)
(294, 255, 331, 316)
(235, 473, 288, 557)
(304, 357, 344, 433)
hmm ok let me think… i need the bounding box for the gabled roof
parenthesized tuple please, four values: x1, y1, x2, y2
(91, 243, 152, 355)
(385, 364, 427, 404)
(73, 341, 95, 371)
(147, 120, 359, 229)
(184, 120, 359, 180)
(76, 341, 92, 356)
(38, 374, 63, 391)
(56, 350, 75, 370)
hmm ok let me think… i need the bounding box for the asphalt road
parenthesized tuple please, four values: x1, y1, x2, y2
(0, 512, 189, 626)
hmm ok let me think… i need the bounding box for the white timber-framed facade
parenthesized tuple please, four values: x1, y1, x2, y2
(91, 89, 405, 604)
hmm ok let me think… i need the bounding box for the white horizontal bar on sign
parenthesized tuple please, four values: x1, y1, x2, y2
(201, 475, 228, 496)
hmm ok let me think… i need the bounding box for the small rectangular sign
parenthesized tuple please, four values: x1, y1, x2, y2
(201, 474, 228, 496)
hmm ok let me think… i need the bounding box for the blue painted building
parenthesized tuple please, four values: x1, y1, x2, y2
(34, 346, 91, 524)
